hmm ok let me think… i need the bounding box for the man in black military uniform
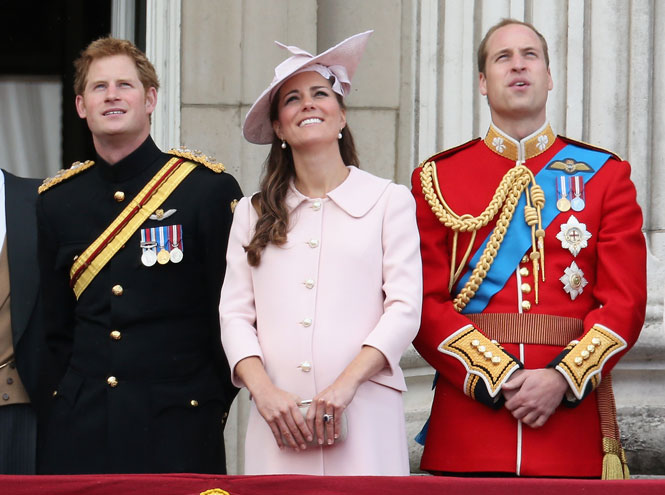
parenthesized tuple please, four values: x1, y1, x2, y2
(37, 37, 242, 474)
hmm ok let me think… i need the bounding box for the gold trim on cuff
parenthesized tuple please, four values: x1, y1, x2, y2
(438, 325, 520, 397)
(556, 324, 627, 399)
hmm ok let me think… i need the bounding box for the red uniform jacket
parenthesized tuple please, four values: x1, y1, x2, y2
(411, 123, 646, 477)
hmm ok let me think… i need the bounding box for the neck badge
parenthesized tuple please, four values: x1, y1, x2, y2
(556, 215, 591, 257)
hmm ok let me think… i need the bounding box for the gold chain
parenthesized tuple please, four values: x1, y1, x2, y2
(420, 160, 545, 312)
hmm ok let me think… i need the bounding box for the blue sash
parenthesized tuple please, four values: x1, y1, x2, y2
(454, 144, 611, 314)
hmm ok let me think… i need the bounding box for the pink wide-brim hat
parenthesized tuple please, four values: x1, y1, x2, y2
(242, 30, 373, 144)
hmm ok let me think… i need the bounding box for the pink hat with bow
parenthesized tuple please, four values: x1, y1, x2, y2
(242, 30, 373, 144)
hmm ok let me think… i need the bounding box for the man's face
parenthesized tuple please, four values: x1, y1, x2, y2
(75, 54, 156, 142)
(479, 23, 552, 128)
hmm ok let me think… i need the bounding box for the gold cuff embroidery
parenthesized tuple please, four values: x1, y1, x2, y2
(556, 324, 627, 399)
(438, 325, 520, 397)
(465, 374, 480, 399)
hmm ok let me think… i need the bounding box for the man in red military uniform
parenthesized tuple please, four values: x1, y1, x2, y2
(412, 19, 646, 478)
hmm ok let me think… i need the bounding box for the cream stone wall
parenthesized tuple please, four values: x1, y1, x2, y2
(173, 0, 664, 475)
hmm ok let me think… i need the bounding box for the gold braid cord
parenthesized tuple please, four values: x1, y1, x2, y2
(420, 160, 545, 312)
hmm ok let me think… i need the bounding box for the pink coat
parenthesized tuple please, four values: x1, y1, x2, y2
(220, 167, 422, 475)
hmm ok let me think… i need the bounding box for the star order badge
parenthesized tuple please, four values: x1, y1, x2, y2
(560, 261, 588, 300)
(556, 215, 592, 256)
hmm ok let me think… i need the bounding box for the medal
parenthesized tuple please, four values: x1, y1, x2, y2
(169, 224, 184, 263)
(556, 215, 592, 257)
(157, 226, 170, 265)
(140, 228, 158, 267)
(170, 247, 183, 263)
(571, 176, 586, 212)
(560, 261, 588, 300)
(157, 250, 170, 264)
(142, 249, 157, 266)
(556, 176, 571, 212)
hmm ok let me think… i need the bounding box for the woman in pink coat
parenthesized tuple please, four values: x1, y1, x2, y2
(220, 31, 422, 475)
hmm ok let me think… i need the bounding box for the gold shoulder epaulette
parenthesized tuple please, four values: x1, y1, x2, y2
(418, 138, 481, 168)
(38, 160, 95, 194)
(558, 135, 622, 161)
(168, 146, 225, 173)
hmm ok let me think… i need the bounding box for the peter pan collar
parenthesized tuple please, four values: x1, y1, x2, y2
(484, 121, 556, 162)
(286, 166, 391, 218)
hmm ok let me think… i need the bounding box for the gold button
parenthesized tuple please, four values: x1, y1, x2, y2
(307, 239, 319, 248)
(190, 399, 199, 407)
(521, 255, 529, 264)
(112, 284, 124, 296)
(110, 330, 122, 340)
(2, 393, 9, 401)
(477, 345, 486, 353)
(591, 337, 601, 346)
(304, 279, 315, 289)
(301, 318, 312, 327)
(581, 350, 590, 359)
(52, 390, 58, 397)
(574, 357, 583, 366)
(114, 191, 125, 202)
(298, 361, 312, 372)
(471, 339, 480, 347)
(484, 351, 493, 359)
(521, 283, 532, 294)
(521, 300, 531, 311)
(491, 356, 501, 364)
(107, 376, 118, 387)
(519, 267, 530, 277)
(587, 344, 595, 353)
(312, 200, 322, 211)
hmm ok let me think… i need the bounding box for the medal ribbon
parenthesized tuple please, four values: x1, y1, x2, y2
(70, 157, 198, 299)
(454, 144, 611, 314)
(170, 224, 182, 250)
(573, 176, 583, 198)
(158, 226, 167, 252)
(559, 176, 568, 199)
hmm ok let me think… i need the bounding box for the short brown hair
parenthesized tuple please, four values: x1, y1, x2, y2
(73, 37, 160, 95)
(477, 19, 550, 74)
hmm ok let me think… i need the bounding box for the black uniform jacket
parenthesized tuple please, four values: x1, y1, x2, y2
(36, 137, 242, 474)
(4, 171, 44, 410)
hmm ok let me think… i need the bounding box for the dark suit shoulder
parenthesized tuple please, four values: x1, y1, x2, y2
(3, 169, 41, 194)
(38, 160, 95, 194)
